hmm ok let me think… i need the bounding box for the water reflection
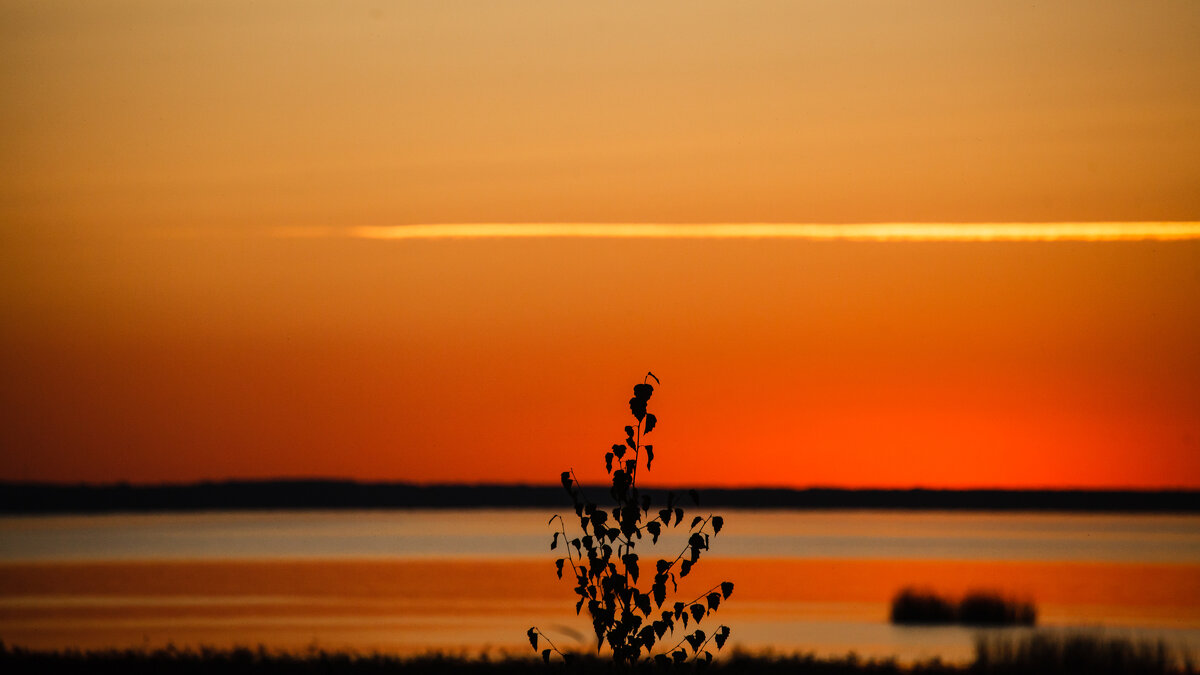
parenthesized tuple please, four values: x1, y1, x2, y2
(0, 510, 1197, 658)
(2, 510, 1197, 563)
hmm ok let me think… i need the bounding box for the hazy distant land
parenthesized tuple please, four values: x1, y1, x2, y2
(0, 480, 1196, 514)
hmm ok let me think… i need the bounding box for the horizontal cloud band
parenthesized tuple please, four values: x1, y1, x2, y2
(329, 223, 1200, 242)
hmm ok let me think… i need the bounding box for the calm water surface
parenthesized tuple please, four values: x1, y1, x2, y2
(3, 509, 1197, 562)
(1, 509, 1197, 661)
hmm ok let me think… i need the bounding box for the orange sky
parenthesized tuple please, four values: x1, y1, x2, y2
(2, 1, 1199, 227)
(2, 2, 1200, 488)
(2, 228, 1198, 488)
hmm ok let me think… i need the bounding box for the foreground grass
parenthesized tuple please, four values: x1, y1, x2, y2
(0, 646, 957, 675)
(974, 632, 1195, 674)
(0, 633, 1193, 674)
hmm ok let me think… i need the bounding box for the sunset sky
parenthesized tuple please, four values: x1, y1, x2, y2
(2, 2, 1199, 488)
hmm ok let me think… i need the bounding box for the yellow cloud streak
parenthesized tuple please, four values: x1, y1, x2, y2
(342, 223, 1200, 241)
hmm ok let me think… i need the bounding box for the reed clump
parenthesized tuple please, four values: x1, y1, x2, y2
(973, 631, 1195, 674)
(890, 588, 1035, 626)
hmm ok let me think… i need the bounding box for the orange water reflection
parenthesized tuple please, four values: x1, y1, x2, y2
(1, 558, 1196, 655)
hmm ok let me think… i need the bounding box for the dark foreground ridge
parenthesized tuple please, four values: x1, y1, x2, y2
(1, 480, 1197, 514)
(0, 633, 1195, 675)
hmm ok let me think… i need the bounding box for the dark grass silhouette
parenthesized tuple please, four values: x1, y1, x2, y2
(974, 632, 1195, 674)
(890, 588, 1035, 626)
(3, 637, 1194, 674)
(0, 643, 961, 674)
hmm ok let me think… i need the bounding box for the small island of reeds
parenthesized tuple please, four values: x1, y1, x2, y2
(890, 587, 1036, 626)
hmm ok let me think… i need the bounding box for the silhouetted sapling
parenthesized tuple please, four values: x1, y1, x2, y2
(528, 373, 733, 667)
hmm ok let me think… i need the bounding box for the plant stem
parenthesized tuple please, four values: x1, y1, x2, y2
(532, 629, 567, 659)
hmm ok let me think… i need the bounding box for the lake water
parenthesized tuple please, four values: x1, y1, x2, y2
(1, 509, 1198, 661)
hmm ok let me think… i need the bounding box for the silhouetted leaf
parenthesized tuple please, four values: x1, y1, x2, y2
(659, 509, 671, 525)
(613, 445, 625, 459)
(645, 445, 654, 470)
(638, 625, 656, 649)
(623, 553, 640, 583)
(551, 532, 559, 550)
(656, 559, 671, 575)
(646, 521, 661, 544)
(674, 507, 684, 526)
(640, 493, 651, 512)
(556, 559, 565, 579)
(680, 559, 693, 578)
(721, 581, 734, 600)
(633, 383, 653, 401)
(572, 538, 582, 554)
(605, 452, 614, 473)
(542, 649, 551, 664)
(527, 628, 537, 650)
(712, 516, 724, 535)
(644, 413, 657, 434)
(653, 621, 667, 639)
(673, 602, 686, 619)
(673, 650, 686, 664)
(652, 581, 666, 608)
(685, 630, 704, 651)
(561, 472, 572, 489)
(689, 532, 707, 551)
(689, 489, 700, 506)
(609, 468, 628, 499)
(707, 592, 721, 611)
(625, 425, 635, 437)
(690, 603, 706, 623)
(629, 397, 646, 420)
(635, 591, 651, 616)
(590, 510, 608, 530)
(715, 626, 730, 649)
(691, 516, 703, 529)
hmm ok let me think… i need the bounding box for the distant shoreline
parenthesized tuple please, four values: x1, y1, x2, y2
(1, 480, 1196, 515)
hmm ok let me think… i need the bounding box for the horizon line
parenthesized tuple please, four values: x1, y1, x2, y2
(4, 478, 1197, 493)
(327, 222, 1200, 242)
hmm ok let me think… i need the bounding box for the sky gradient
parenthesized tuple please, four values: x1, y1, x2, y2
(2, 2, 1199, 488)
(3, 1, 1199, 229)
(3, 227, 1198, 488)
